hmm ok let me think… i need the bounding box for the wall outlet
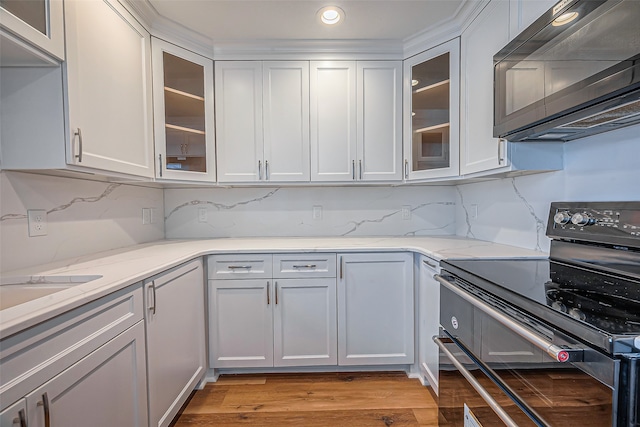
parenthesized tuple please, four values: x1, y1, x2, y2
(142, 208, 152, 225)
(28, 209, 48, 237)
(471, 204, 479, 219)
(198, 207, 208, 223)
(312, 205, 323, 220)
(401, 205, 411, 220)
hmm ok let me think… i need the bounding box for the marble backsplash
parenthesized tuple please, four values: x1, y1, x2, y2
(164, 186, 457, 239)
(455, 126, 640, 253)
(0, 171, 164, 272)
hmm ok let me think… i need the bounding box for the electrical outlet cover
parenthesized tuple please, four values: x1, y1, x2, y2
(28, 209, 48, 237)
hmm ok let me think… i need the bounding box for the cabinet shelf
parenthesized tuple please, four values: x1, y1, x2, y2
(164, 86, 204, 102)
(415, 122, 450, 133)
(413, 79, 449, 94)
(412, 80, 449, 110)
(166, 123, 205, 135)
(164, 88, 205, 119)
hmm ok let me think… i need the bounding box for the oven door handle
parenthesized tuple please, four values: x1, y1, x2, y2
(435, 274, 583, 363)
(434, 337, 519, 427)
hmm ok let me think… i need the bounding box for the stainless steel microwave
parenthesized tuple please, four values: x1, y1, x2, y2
(493, 0, 640, 142)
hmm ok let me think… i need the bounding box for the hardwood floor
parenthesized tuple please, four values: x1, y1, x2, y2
(173, 372, 438, 426)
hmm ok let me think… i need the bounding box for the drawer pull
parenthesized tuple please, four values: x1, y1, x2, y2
(16, 409, 27, 427)
(228, 265, 252, 269)
(267, 282, 270, 305)
(275, 282, 279, 305)
(37, 392, 51, 427)
(293, 264, 317, 269)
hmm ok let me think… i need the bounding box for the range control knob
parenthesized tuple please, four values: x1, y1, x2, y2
(571, 212, 597, 226)
(553, 211, 572, 225)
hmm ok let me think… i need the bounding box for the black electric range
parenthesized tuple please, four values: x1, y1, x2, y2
(441, 201, 640, 356)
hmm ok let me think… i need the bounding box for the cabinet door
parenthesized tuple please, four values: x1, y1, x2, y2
(145, 260, 206, 427)
(418, 256, 440, 394)
(0, 0, 64, 61)
(273, 278, 337, 367)
(0, 399, 26, 427)
(209, 279, 273, 368)
(460, 0, 510, 175)
(215, 61, 263, 182)
(64, 0, 154, 177)
(152, 38, 215, 182)
(263, 61, 310, 182)
(26, 322, 148, 427)
(310, 61, 357, 182)
(357, 61, 403, 181)
(338, 253, 414, 365)
(403, 39, 460, 180)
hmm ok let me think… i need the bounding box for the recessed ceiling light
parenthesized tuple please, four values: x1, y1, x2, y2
(552, 11, 579, 26)
(318, 6, 345, 25)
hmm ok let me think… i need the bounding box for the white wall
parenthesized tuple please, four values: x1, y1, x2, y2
(0, 171, 165, 273)
(455, 126, 640, 252)
(164, 185, 456, 238)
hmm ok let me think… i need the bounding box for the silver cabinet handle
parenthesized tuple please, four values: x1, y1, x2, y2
(275, 281, 279, 305)
(359, 159, 363, 180)
(148, 281, 157, 315)
(16, 409, 27, 427)
(293, 264, 317, 269)
(74, 128, 83, 162)
(422, 259, 438, 270)
(339, 256, 343, 279)
(37, 392, 51, 427)
(434, 337, 519, 427)
(498, 138, 506, 165)
(158, 154, 163, 177)
(258, 160, 262, 180)
(404, 159, 408, 179)
(435, 275, 582, 363)
(267, 281, 270, 305)
(352, 160, 355, 180)
(227, 265, 252, 269)
(265, 160, 270, 180)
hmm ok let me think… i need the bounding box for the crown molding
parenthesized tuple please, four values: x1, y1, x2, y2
(123, 0, 486, 61)
(402, 0, 488, 58)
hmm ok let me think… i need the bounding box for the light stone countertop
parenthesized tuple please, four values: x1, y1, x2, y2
(0, 236, 545, 337)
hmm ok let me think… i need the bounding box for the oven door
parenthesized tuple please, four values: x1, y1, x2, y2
(436, 276, 618, 427)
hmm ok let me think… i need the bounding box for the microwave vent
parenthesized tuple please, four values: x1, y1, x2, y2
(560, 99, 640, 129)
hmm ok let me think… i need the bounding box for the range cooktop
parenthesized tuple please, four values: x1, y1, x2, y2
(441, 257, 640, 354)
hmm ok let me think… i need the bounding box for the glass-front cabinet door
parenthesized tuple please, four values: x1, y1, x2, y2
(0, 0, 64, 61)
(152, 38, 215, 181)
(403, 38, 460, 180)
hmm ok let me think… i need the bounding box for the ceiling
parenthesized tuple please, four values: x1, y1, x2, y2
(145, 0, 467, 44)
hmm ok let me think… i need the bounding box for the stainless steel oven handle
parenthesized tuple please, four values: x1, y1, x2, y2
(435, 274, 581, 363)
(434, 337, 518, 427)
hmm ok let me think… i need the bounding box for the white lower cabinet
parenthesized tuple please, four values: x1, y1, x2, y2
(338, 253, 414, 365)
(0, 399, 26, 427)
(0, 284, 147, 427)
(144, 259, 206, 427)
(25, 323, 148, 427)
(417, 255, 440, 393)
(208, 254, 338, 369)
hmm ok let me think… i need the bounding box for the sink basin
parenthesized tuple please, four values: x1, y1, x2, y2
(0, 275, 103, 310)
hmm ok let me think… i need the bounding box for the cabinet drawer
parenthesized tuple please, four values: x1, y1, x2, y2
(273, 254, 337, 278)
(0, 284, 143, 412)
(208, 254, 272, 279)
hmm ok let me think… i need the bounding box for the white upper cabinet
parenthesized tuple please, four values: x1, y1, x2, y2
(460, 0, 563, 176)
(459, 0, 511, 175)
(216, 61, 310, 183)
(152, 38, 215, 182)
(357, 61, 403, 181)
(64, 0, 154, 177)
(403, 39, 460, 181)
(310, 61, 358, 182)
(263, 61, 310, 182)
(215, 61, 263, 182)
(0, 0, 64, 63)
(311, 61, 402, 182)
